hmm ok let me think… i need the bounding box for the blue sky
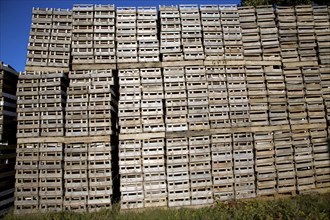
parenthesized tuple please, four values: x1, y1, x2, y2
(0, 0, 240, 72)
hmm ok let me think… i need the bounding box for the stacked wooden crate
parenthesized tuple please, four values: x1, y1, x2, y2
(285, 65, 316, 192)
(265, 65, 289, 126)
(180, 5, 204, 60)
(0, 63, 18, 143)
(71, 4, 94, 65)
(164, 66, 188, 132)
(38, 141, 64, 212)
(116, 7, 137, 63)
(39, 72, 68, 136)
(14, 141, 39, 214)
(201, 5, 223, 61)
(313, 6, 330, 191)
(63, 140, 88, 212)
(26, 8, 53, 68)
(13, 3, 330, 213)
(159, 5, 183, 61)
(314, 6, 330, 65)
(221, 5, 243, 60)
(38, 72, 67, 211)
(65, 68, 118, 210)
(257, 5, 280, 61)
(254, 131, 276, 196)
(226, 66, 250, 127)
(238, 6, 262, 61)
(64, 139, 115, 212)
(0, 63, 18, 216)
(166, 135, 190, 207)
(320, 65, 330, 125)
(276, 6, 299, 63)
(140, 68, 166, 207)
(16, 72, 40, 138)
(314, 7, 330, 188)
(274, 129, 296, 195)
(137, 7, 159, 62)
(188, 135, 213, 205)
(303, 66, 326, 125)
(186, 66, 209, 130)
(117, 68, 143, 209)
(15, 71, 67, 214)
(93, 5, 116, 64)
(64, 69, 116, 211)
(246, 65, 269, 126)
(211, 133, 234, 201)
(48, 9, 72, 69)
(65, 70, 89, 137)
(296, 5, 317, 63)
(206, 65, 229, 128)
(233, 132, 255, 199)
(272, 8, 295, 194)
(302, 5, 329, 188)
(118, 67, 166, 209)
(310, 127, 330, 190)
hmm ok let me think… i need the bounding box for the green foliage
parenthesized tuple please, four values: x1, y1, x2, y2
(240, 0, 327, 6)
(3, 193, 330, 220)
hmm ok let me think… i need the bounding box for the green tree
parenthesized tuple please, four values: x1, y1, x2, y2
(240, 0, 330, 6)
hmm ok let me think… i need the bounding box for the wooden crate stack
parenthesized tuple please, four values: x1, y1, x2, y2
(26, 8, 53, 68)
(140, 68, 166, 207)
(117, 69, 143, 209)
(15, 71, 67, 214)
(254, 131, 276, 196)
(39, 72, 68, 136)
(38, 72, 67, 211)
(188, 135, 213, 205)
(166, 135, 190, 207)
(180, 5, 205, 60)
(265, 65, 289, 126)
(38, 141, 64, 211)
(221, 5, 243, 60)
(12, 3, 330, 213)
(296, 5, 317, 63)
(233, 132, 255, 199)
(64, 69, 116, 211)
(186, 66, 209, 130)
(201, 5, 223, 61)
(137, 7, 159, 62)
(164, 66, 188, 132)
(211, 133, 234, 201)
(276, 6, 299, 63)
(238, 6, 262, 61)
(159, 5, 183, 61)
(93, 4, 116, 64)
(0, 63, 18, 216)
(314, 6, 330, 65)
(226, 66, 250, 127)
(246, 65, 269, 126)
(206, 66, 230, 128)
(16, 72, 40, 138)
(257, 5, 281, 61)
(118, 67, 166, 209)
(71, 4, 94, 65)
(48, 9, 72, 68)
(310, 127, 330, 190)
(63, 140, 88, 212)
(285, 65, 316, 192)
(274, 129, 296, 195)
(116, 7, 137, 63)
(65, 70, 89, 137)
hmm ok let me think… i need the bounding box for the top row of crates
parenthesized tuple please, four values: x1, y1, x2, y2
(33, 5, 328, 15)
(33, 4, 241, 13)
